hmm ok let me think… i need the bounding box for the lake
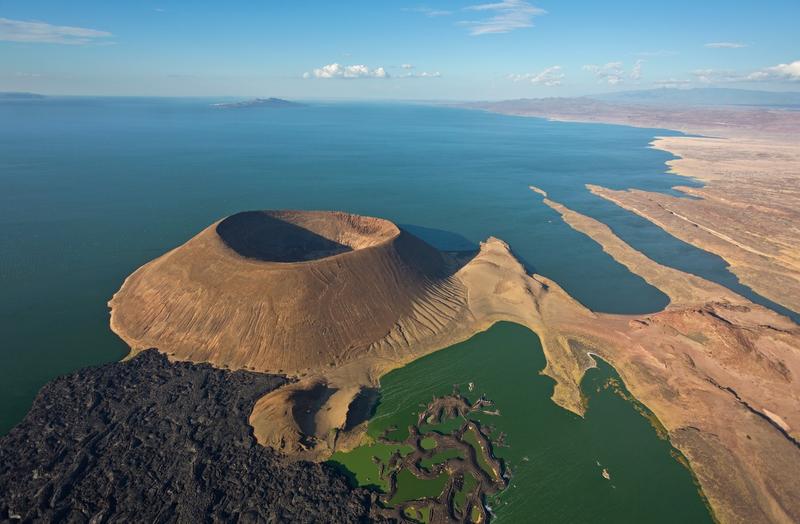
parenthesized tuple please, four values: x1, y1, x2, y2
(0, 97, 782, 520)
(331, 322, 712, 522)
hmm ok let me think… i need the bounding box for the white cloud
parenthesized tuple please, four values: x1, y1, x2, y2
(652, 78, 692, 88)
(583, 62, 624, 85)
(509, 65, 564, 86)
(403, 6, 453, 17)
(304, 63, 389, 79)
(630, 59, 645, 80)
(303, 62, 442, 80)
(705, 42, 747, 49)
(583, 60, 644, 84)
(692, 68, 741, 83)
(399, 71, 441, 78)
(692, 69, 715, 83)
(0, 17, 111, 45)
(460, 0, 546, 35)
(756, 60, 800, 81)
(691, 61, 800, 84)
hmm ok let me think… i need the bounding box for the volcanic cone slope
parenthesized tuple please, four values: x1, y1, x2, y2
(109, 210, 468, 374)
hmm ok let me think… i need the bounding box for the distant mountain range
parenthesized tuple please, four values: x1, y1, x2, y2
(458, 91, 800, 136)
(0, 92, 46, 100)
(4, 89, 797, 110)
(211, 97, 304, 109)
(592, 88, 800, 108)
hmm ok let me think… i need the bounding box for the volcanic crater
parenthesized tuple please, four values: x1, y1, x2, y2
(109, 210, 465, 375)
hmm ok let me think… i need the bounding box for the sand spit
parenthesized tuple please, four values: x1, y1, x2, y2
(457, 97, 800, 317)
(111, 206, 800, 523)
(527, 187, 800, 524)
(589, 135, 800, 314)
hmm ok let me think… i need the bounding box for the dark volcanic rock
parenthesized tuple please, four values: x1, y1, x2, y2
(0, 351, 376, 523)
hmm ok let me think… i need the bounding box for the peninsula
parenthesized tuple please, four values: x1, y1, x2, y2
(107, 207, 800, 523)
(458, 95, 800, 315)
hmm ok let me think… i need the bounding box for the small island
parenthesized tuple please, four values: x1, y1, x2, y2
(211, 97, 304, 109)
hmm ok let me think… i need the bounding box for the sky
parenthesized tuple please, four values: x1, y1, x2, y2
(1, 0, 799, 99)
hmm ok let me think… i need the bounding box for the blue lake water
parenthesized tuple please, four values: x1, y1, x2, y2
(0, 97, 794, 436)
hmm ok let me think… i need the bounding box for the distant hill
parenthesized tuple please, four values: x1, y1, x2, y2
(211, 97, 304, 109)
(593, 88, 800, 108)
(0, 92, 46, 100)
(458, 96, 800, 136)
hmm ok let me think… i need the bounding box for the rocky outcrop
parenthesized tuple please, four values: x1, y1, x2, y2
(0, 350, 376, 523)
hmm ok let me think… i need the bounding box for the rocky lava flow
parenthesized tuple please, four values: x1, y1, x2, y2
(0, 351, 377, 523)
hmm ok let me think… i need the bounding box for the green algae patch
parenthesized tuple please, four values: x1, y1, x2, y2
(454, 472, 479, 513)
(463, 425, 498, 481)
(420, 436, 438, 450)
(329, 442, 413, 491)
(420, 415, 464, 436)
(420, 448, 463, 470)
(389, 470, 448, 506)
(403, 504, 432, 524)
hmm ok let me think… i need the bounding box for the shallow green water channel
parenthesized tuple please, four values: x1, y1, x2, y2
(330, 322, 712, 523)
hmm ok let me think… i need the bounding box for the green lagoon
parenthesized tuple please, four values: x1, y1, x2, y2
(331, 322, 712, 523)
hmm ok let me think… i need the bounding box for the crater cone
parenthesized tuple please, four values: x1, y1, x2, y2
(109, 210, 467, 374)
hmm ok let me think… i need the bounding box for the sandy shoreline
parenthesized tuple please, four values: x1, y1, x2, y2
(596, 135, 800, 315)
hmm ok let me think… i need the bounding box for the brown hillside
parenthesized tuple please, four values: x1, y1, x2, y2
(109, 210, 466, 374)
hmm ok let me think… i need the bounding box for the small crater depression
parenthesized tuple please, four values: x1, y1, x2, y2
(344, 387, 381, 431)
(291, 383, 338, 438)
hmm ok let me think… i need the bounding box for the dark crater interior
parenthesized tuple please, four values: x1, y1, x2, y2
(0, 351, 378, 523)
(217, 211, 352, 262)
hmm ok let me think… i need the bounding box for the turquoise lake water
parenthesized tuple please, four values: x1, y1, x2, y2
(0, 99, 794, 519)
(1, 97, 794, 432)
